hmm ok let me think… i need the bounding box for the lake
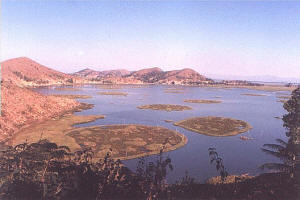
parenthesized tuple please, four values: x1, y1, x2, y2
(35, 85, 290, 183)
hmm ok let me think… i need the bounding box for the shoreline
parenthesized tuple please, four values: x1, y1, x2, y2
(7, 120, 188, 161)
(174, 117, 253, 137)
(1, 102, 94, 145)
(26, 82, 298, 92)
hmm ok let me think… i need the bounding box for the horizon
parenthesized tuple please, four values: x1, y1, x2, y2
(1, 0, 300, 79)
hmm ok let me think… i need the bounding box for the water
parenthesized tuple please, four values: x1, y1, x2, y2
(34, 85, 290, 183)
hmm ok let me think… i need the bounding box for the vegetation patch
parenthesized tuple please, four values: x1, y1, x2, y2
(241, 93, 266, 96)
(164, 90, 184, 94)
(206, 174, 254, 185)
(277, 99, 287, 103)
(68, 124, 187, 160)
(97, 92, 128, 96)
(52, 94, 92, 99)
(138, 104, 192, 112)
(184, 99, 222, 104)
(174, 116, 252, 136)
(8, 115, 105, 149)
(97, 85, 123, 89)
(277, 95, 291, 99)
(8, 116, 187, 160)
(55, 87, 82, 91)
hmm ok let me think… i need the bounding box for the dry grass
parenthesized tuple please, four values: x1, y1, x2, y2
(54, 87, 82, 91)
(207, 85, 297, 92)
(8, 115, 105, 150)
(97, 92, 128, 96)
(8, 117, 187, 160)
(277, 95, 291, 99)
(51, 94, 92, 99)
(277, 99, 287, 103)
(206, 174, 254, 185)
(241, 93, 266, 97)
(164, 90, 184, 94)
(137, 104, 192, 112)
(97, 85, 123, 90)
(174, 116, 252, 137)
(184, 99, 222, 104)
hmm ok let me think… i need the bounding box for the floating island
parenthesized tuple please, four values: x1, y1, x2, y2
(184, 99, 222, 104)
(164, 90, 184, 94)
(277, 99, 287, 103)
(277, 95, 291, 99)
(54, 87, 82, 91)
(97, 92, 128, 96)
(67, 124, 187, 160)
(97, 85, 123, 90)
(137, 104, 192, 112)
(174, 116, 252, 137)
(241, 93, 266, 96)
(9, 115, 187, 160)
(52, 94, 92, 99)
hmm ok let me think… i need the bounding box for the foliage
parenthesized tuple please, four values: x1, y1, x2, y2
(260, 139, 297, 176)
(0, 140, 137, 200)
(208, 148, 228, 182)
(261, 87, 300, 177)
(135, 139, 173, 200)
(283, 87, 300, 141)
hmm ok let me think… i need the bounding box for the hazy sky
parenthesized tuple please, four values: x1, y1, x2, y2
(1, 0, 300, 78)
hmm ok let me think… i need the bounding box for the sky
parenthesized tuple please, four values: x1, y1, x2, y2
(1, 0, 300, 79)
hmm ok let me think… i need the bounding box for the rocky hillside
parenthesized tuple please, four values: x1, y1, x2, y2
(73, 67, 211, 85)
(2, 57, 85, 87)
(0, 81, 82, 142)
(0, 57, 86, 142)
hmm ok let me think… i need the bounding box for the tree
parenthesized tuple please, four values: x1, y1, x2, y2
(260, 139, 297, 177)
(208, 147, 228, 182)
(261, 87, 300, 178)
(0, 140, 137, 200)
(283, 87, 300, 146)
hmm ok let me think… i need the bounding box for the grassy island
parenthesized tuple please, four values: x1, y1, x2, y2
(174, 116, 252, 137)
(52, 94, 92, 99)
(277, 95, 291, 99)
(54, 87, 82, 91)
(138, 104, 192, 112)
(97, 85, 123, 89)
(9, 116, 187, 160)
(277, 99, 288, 103)
(97, 92, 128, 96)
(164, 90, 184, 94)
(184, 99, 222, 104)
(8, 114, 105, 149)
(241, 93, 266, 96)
(67, 124, 187, 160)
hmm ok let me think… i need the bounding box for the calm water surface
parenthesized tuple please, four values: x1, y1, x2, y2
(35, 85, 291, 183)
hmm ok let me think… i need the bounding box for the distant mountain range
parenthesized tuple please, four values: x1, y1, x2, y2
(73, 67, 210, 85)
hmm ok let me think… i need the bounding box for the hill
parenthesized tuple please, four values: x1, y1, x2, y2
(1, 57, 84, 86)
(0, 57, 86, 142)
(73, 67, 211, 85)
(73, 68, 130, 79)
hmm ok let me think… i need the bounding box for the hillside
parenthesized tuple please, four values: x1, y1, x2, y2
(73, 67, 211, 85)
(1, 57, 85, 86)
(0, 57, 87, 142)
(0, 81, 82, 142)
(73, 68, 130, 80)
